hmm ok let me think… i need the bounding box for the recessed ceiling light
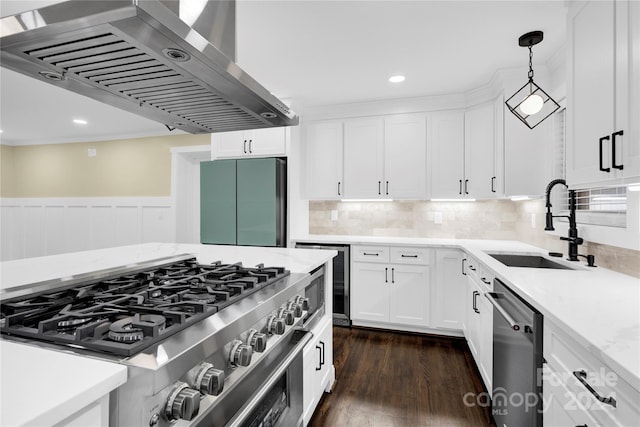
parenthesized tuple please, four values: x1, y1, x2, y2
(73, 119, 88, 125)
(388, 75, 405, 83)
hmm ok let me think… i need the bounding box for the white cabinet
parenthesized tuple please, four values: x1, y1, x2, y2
(431, 249, 466, 331)
(211, 127, 287, 159)
(567, 0, 640, 187)
(464, 257, 493, 394)
(303, 316, 334, 425)
(544, 318, 640, 426)
(430, 103, 496, 199)
(351, 245, 431, 328)
(343, 118, 385, 198)
(304, 121, 344, 199)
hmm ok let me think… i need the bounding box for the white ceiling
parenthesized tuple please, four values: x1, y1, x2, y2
(0, 0, 567, 146)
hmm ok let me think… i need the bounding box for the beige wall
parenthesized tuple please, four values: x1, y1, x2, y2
(0, 134, 209, 198)
(309, 199, 640, 278)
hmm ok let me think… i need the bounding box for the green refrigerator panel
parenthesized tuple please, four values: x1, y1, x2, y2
(200, 160, 237, 244)
(236, 158, 285, 247)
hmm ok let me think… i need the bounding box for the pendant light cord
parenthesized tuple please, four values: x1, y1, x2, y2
(528, 45, 534, 92)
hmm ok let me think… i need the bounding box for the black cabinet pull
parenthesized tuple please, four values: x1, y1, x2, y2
(599, 135, 611, 172)
(491, 176, 496, 193)
(391, 267, 395, 283)
(481, 277, 491, 285)
(612, 130, 624, 170)
(385, 267, 388, 283)
(248, 139, 253, 154)
(243, 140, 247, 154)
(315, 345, 322, 371)
(338, 181, 341, 196)
(459, 180, 462, 195)
(363, 252, 379, 256)
(462, 258, 467, 275)
(469, 265, 476, 271)
(401, 254, 418, 258)
(386, 181, 389, 195)
(573, 370, 617, 407)
(378, 181, 381, 195)
(472, 291, 479, 313)
(464, 179, 469, 195)
(319, 340, 325, 366)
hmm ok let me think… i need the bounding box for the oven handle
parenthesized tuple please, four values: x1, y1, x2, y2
(227, 329, 313, 427)
(485, 292, 530, 333)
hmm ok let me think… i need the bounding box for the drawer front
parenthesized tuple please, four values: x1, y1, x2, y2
(389, 247, 431, 265)
(544, 321, 640, 425)
(543, 364, 601, 427)
(352, 245, 390, 263)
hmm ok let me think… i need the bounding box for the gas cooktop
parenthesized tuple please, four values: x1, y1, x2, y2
(0, 255, 289, 356)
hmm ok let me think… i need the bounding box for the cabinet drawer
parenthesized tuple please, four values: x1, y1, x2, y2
(545, 321, 640, 425)
(389, 247, 431, 265)
(352, 245, 389, 263)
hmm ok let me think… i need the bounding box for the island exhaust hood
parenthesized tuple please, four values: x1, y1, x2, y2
(0, 0, 298, 134)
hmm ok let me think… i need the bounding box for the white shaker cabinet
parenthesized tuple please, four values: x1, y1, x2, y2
(351, 245, 431, 328)
(464, 102, 497, 199)
(304, 121, 344, 199)
(431, 249, 466, 331)
(429, 110, 466, 198)
(212, 127, 287, 159)
(567, 0, 640, 187)
(303, 316, 334, 426)
(383, 114, 427, 199)
(343, 118, 385, 198)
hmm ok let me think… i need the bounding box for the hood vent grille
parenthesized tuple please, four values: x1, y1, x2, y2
(25, 32, 265, 132)
(0, 1, 297, 134)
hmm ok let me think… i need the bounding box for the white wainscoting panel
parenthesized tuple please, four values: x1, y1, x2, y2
(0, 198, 173, 261)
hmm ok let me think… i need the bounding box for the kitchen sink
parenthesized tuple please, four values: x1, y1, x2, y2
(487, 253, 576, 270)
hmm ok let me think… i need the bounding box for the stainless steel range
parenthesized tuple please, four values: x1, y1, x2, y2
(0, 254, 325, 427)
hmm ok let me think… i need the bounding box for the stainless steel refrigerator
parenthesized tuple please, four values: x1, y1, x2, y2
(200, 157, 286, 247)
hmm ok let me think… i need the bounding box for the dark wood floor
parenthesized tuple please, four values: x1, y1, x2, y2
(309, 327, 496, 427)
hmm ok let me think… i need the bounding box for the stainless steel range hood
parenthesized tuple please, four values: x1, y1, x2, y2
(0, 0, 298, 134)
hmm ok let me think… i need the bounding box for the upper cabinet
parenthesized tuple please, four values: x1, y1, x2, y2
(567, 0, 640, 188)
(212, 127, 287, 159)
(430, 103, 496, 199)
(304, 121, 344, 199)
(304, 113, 427, 200)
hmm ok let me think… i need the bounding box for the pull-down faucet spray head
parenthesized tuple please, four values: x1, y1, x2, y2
(544, 179, 568, 231)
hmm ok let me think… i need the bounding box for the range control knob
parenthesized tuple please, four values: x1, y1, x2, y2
(195, 363, 225, 396)
(165, 382, 200, 421)
(266, 315, 285, 335)
(294, 296, 310, 311)
(287, 301, 303, 317)
(246, 329, 267, 352)
(277, 308, 295, 325)
(229, 340, 253, 367)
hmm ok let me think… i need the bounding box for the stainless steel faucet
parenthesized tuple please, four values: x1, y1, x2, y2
(544, 179, 595, 266)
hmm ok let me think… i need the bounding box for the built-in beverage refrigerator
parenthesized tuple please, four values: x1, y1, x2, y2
(200, 157, 286, 247)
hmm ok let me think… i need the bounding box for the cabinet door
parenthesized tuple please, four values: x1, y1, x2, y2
(351, 262, 388, 322)
(429, 111, 465, 198)
(246, 128, 287, 157)
(567, 1, 617, 186)
(432, 249, 466, 330)
(305, 121, 343, 199)
(200, 160, 237, 244)
(302, 316, 333, 426)
(213, 131, 245, 158)
(466, 278, 481, 360)
(465, 102, 495, 199)
(389, 264, 430, 327)
(343, 118, 384, 198)
(383, 114, 427, 199)
(478, 289, 493, 394)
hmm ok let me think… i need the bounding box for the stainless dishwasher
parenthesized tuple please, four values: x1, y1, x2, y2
(485, 279, 543, 427)
(294, 242, 350, 326)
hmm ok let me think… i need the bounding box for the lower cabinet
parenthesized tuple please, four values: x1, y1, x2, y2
(464, 258, 493, 395)
(302, 316, 334, 426)
(431, 249, 466, 330)
(351, 245, 431, 328)
(543, 318, 640, 426)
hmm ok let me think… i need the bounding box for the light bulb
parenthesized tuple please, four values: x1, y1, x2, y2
(519, 94, 544, 115)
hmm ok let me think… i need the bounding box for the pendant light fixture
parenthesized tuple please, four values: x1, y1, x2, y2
(505, 31, 560, 129)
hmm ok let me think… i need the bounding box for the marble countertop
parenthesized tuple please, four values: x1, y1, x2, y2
(293, 235, 640, 392)
(0, 243, 335, 426)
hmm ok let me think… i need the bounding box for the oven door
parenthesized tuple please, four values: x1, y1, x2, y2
(193, 329, 312, 427)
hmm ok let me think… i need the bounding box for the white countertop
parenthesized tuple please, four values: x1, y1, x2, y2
(0, 340, 127, 427)
(0, 243, 335, 426)
(294, 235, 640, 392)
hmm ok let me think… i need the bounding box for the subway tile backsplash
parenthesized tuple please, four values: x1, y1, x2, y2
(309, 199, 639, 278)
